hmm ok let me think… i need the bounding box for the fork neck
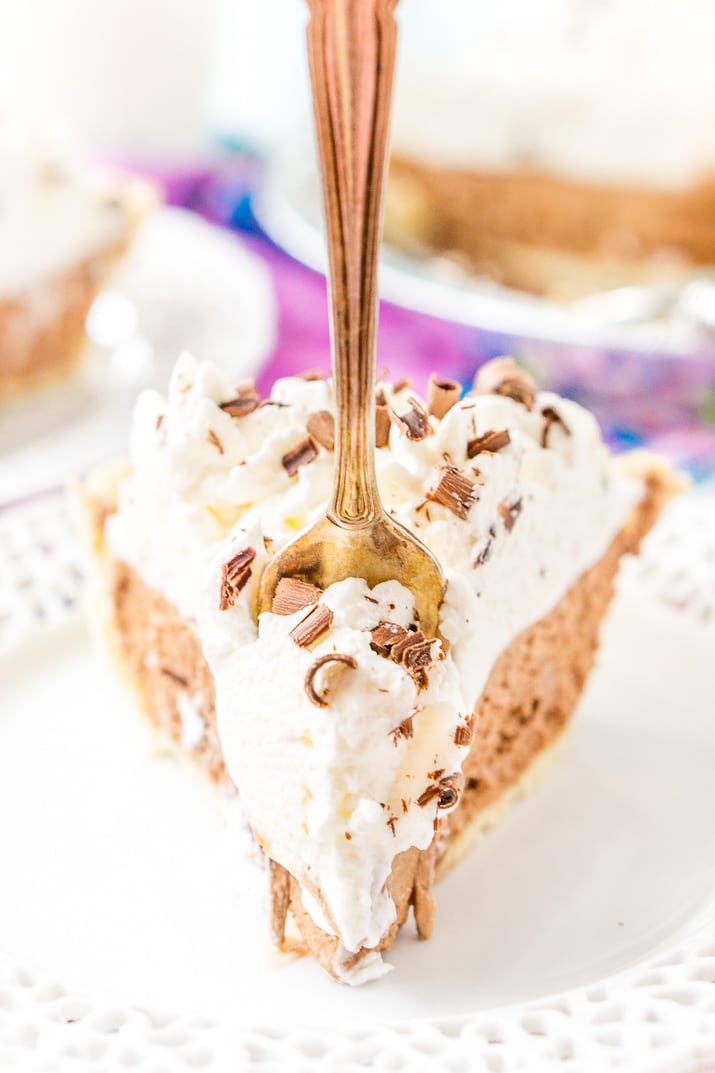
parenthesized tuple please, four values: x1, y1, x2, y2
(306, 0, 399, 529)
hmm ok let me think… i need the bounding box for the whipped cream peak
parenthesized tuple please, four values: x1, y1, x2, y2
(107, 353, 641, 982)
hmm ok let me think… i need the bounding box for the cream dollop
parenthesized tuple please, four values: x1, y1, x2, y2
(107, 352, 641, 982)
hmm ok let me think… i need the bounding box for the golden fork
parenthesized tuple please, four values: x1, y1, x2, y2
(258, 0, 444, 637)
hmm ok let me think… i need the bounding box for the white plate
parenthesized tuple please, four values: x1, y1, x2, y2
(0, 494, 714, 1071)
(0, 207, 276, 506)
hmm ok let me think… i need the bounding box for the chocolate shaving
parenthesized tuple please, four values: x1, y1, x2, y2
(272, 577, 323, 615)
(417, 784, 441, 808)
(541, 405, 571, 448)
(207, 429, 224, 455)
(454, 716, 475, 747)
(370, 621, 409, 657)
(371, 623, 434, 690)
(474, 356, 537, 411)
(426, 374, 461, 419)
(156, 414, 164, 431)
(220, 394, 259, 418)
(391, 716, 414, 745)
(405, 665, 429, 691)
(282, 436, 319, 476)
(375, 402, 391, 448)
(390, 397, 432, 442)
(392, 377, 412, 394)
(427, 465, 478, 520)
(160, 667, 188, 688)
(499, 498, 523, 532)
(300, 369, 324, 381)
(473, 538, 493, 568)
(386, 816, 398, 836)
(417, 772, 465, 811)
(219, 547, 256, 610)
(437, 773, 465, 810)
(305, 410, 335, 451)
(390, 630, 429, 662)
(304, 653, 357, 708)
(289, 604, 334, 648)
(466, 429, 511, 458)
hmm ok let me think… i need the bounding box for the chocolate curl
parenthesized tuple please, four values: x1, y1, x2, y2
(289, 604, 334, 647)
(466, 429, 511, 458)
(219, 547, 256, 610)
(306, 410, 335, 451)
(304, 653, 358, 708)
(473, 356, 536, 411)
(541, 405, 571, 448)
(220, 395, 259, 418)
(389, 397, 432, 441)
(499, 498, 523, 532)
(282, 437, 319, 476)
(427, 465, 478, 520)
(426, 374, 461, 419)
(272, 578, 323, 615)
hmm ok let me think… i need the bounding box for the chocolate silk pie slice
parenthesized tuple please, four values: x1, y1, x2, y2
(77, 355, 678, 983)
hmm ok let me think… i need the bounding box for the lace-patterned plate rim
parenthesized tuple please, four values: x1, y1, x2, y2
(0, 888, 713, 1073)
(0, 490, 714, 1072)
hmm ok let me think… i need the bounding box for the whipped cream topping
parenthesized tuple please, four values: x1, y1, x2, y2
(393, 0, 715, 189)
(0, 119, 132, 294)
(107, 353, 641, 982)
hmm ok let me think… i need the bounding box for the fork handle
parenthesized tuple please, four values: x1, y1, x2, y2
(306, 0, 398, 527)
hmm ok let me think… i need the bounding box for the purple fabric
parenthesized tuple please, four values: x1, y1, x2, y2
(241, 236, 471, 397)
(240, 234, 715, 477)
(119, 155, 715, 478)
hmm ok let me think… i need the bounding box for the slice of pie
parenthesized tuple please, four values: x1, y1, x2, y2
(76, 354, 678, 984)
(0, 127, 152, 400)
(386, 6, 715, 297)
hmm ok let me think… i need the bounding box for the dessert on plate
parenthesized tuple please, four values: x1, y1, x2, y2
(387, 0, 715, 297)
(0, 120, 152, 400)
(77, 354, 676, 983)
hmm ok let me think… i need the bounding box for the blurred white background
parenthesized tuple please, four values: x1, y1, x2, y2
(0, 0, 464, 160)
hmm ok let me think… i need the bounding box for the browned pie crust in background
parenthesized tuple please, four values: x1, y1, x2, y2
(387, 157, 715, 296)
(80, 463, 669, 979)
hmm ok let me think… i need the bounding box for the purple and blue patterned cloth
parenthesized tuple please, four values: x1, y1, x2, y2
(155, 155, 715, 483)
